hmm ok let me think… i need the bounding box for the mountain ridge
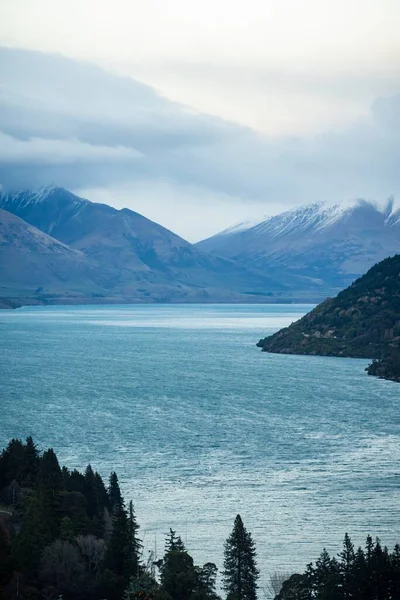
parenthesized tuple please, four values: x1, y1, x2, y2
(0, 187, 304, 306)
(197, 198, 400, 291)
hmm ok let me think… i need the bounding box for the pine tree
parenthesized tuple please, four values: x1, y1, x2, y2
(21, 436, 39, 487)
(128, 500, 142, 577)
(338, 533, 355, 599)
(353, 546, 367, 597)
(222, 515, 259, 600)
(106, 504, 132, 579)
(370, 539, 391, 600)
(314, 550, 340, 600)
(160, 533, 197, 600)
(165, 528, 186, 553)
(68, 468, 87, 494)
(94, 471, 109, 509)
(85, 464, 97, 518)
(391, 544, 400, 598)
(37, 448, 63, 498)
(193, 563, 220, 600)
(0, 439, 25, 486)
(109, 471, 124, 512)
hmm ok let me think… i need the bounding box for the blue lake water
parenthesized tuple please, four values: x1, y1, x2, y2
(0, 304, 399, 585)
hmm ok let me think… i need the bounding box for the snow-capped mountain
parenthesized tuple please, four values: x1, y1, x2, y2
(197, 198, 400, 290)
(0, 186, 305, 304)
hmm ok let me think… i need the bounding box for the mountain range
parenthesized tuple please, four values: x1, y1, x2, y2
(0, 187, 294, 306)
(197, 198, 400, 291)
(0, 188, 399, 307)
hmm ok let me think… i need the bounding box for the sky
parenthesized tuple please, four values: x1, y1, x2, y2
(0, 0, 399, 240)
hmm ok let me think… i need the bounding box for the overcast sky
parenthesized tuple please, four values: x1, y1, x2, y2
(0, 0, 399, 240)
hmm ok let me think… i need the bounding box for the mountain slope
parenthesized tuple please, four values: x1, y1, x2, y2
(0, 208, 110, 294)
(256, 254, 400, 381)
(0, 187, 294, 302)
(197, 199, 400, 291)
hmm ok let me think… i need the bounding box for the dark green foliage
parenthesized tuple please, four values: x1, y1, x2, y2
(257, 254, 400, 382)
(67, 468, 87, 494)
(56, 490, 91, 536)
(275, 574, 308, 600)
(222, 515, 259, 600)
(123, 570, 159, 600)
(11, 492, 54, 575)
(367, 349, 400, 382)
(0, 439, 141, 600)
(165, 528, 186, 553)
(109, 471, 124, 511)
(278, 534, 400, 600)
(128, 501, 142, 577)
(0, 439, 26, 490)
(2, 438, 400, 600)
(84, 465, 106, 536)
(192, 563, 220, 600)
(36, 449, 63, 498)
(59, 516, 76, 541)
(0, 519, 14, 592)
(160, 541, 197, 600)
(105, 504, 134, 579)
(338, 533, 355, 599)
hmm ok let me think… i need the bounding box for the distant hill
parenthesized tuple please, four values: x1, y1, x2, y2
(0, 187, 297, 305)
(256, 255, 400, 382)
(197, 199, 400, 292)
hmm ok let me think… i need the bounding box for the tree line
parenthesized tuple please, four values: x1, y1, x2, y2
(0, 437, 399, 600)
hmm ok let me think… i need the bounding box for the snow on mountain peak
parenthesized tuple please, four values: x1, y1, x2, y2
(215, 198, 399, 241)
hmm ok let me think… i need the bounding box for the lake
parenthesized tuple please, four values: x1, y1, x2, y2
(0, 304, 399, 587)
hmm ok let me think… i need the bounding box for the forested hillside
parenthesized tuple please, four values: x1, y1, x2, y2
(257, 255, 400, 382)
(1, 438, 400, 599)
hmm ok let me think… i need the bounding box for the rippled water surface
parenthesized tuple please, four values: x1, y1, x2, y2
(1, 304, 399, 584)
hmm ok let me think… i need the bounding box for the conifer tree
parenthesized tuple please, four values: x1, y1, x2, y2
(85, 464, 97, 518)
(109, 471, 124, 512)
(165, 528, 186, 553)
(106, 504, 131, 578)
(222, 515, 259, 600)
(370, 539, 391, 599)
(0, 439, 25, 486)
(391, 544, 400, 598)
(128, 500, 142, 577)
(21, 436, 39, 487)
(314, 550, 340, 599)
(160, 532, 196, 600)
(193, 562, 220, 600)
(37, 448, 63, 498)
(339, 533, 355, 598)
(353, 546, 368, 596)
(94, 471, 109, 509)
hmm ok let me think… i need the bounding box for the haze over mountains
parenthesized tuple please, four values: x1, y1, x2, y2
(197, 198, 400, 290)
(0, 187, 399, 307)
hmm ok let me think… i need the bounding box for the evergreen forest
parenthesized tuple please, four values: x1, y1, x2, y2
(0, 438, 399, 600)
(257, 254, 400, 383)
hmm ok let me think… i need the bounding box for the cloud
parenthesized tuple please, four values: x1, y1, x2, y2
(1, 0, 399, 135)
(0, 47, 399, 240)
(0, 132, 142, 165)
